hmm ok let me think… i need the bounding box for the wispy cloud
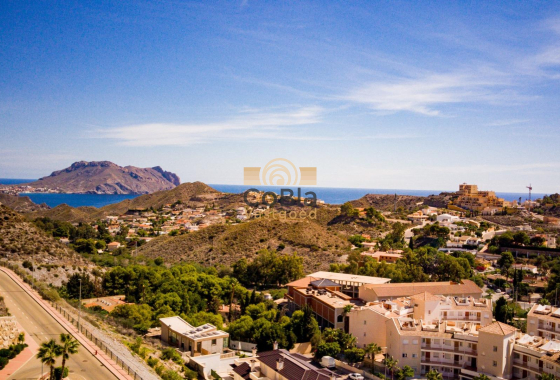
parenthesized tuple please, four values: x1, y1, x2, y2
(95, 107, 325, 146)
(343, 70, 513, 116)
(485, 119, 529, 127)
(94, 106, 418, 147)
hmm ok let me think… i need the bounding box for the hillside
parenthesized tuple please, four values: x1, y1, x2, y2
(29, 182, 228, 222)
(0, 193, 49, 213)
(138, 217, 350, 272)
(22, 161, 180, 194)
(0, 205, 83, 265)
(350, 193, 427, 211)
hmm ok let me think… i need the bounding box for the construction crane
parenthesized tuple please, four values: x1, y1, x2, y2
(527, 184, 532, 213)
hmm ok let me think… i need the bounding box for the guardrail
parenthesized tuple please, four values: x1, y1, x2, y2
(52, 303, 147, 380)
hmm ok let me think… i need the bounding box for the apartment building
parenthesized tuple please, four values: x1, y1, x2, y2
(287, 277, 363, 329)
(349, 292, 492, 351)
(304, 271, 390, 298)
(454, 183, 511, 212)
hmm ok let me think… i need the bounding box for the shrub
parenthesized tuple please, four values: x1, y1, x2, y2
(54, 366, 69, 380)
(147, 357, 159, 367)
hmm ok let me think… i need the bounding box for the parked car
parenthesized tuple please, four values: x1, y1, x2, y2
(321, 356, 336, 369)
(348, 374, 364, 380)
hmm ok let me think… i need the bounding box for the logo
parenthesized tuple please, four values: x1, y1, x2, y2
(243, 158, 316, 186)
(243, 158, 318, 211)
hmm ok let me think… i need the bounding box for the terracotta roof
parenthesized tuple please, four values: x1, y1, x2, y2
(411, 292, 442, 302)
(478, 321, 517, 335)
(363, 280, 482, 298)
(286, 277, 320, 288)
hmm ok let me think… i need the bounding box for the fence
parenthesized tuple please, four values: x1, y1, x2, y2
(52, 303, 147, 380)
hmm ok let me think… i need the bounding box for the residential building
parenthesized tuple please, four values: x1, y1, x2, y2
(361, 250, 403, 264)
(107, 241, 121, 251)
(304, 271, 390, 298)
(512, 264, 538, 274)
(286, 277, 363, 329)
(159, 316, 229, 356)
(232, 349, 335, 380)
(454, 183, 511, 212)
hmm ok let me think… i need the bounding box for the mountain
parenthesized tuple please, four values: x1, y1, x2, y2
(24, 161, 180, 194)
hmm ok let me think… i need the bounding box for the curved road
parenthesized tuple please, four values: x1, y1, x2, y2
(0, 270, 116, 380)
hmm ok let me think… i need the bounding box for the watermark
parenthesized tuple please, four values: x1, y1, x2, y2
(243, 158, 318, 210)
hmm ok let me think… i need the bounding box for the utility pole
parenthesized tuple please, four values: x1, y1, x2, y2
(527, 184, 533, 213)
(77, 278, 82, 331)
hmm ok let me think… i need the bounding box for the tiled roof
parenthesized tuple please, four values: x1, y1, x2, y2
(286, 277, 320, 287)
(410, 292, 441, 302)
(363, 280, 482, 298)
(258, 350, 333, 380)
(310, 279, 340, 288)
(478, 321, 517, 335)
(232, 362, 251, 380)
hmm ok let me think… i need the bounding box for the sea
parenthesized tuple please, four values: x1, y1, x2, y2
(0, 178, 550, 208)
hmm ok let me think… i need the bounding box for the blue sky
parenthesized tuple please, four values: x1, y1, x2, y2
(1, 1, 560, 192)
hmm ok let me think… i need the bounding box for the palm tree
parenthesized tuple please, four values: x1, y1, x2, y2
(37, 339, 60, 380)
(426, 369, 443, 380)
(365, 343, 382, 372)
(383, 356, 398, 380)
(538, 374, 556, 380)
(58, 334, 79, 378)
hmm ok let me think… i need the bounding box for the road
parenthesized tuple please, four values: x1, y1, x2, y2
(0, 270, 116, 380)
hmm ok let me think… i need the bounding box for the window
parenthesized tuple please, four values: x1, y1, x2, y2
(402, 353, 408, 358)
(403, 340, 409, 344)
(493, 361, 497, 367)
(211, 339, 216, 345)
(493, 346, 498, 352)
(364, 320, 367, 325)
(514, 353, 520, 359)
(412, 340, 418, 345)
(364, 333, 367, 337)
(412, 354, 417, 358)
(337, 315, 343, 323)
(530, 320, 535, 324)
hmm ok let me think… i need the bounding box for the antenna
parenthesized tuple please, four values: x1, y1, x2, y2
(526, 184, 532, 213)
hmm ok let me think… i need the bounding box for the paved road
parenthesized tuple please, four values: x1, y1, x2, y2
(0, 270, 116, 380)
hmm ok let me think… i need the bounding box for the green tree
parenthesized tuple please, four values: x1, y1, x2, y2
(383, 356, 398, 380)
(65, 273, 95, 299)
(365, 343, 382, 372)
(315, 341, 340, 359)
(37, 339, 60, 380)
(494, 296, 508, 323)
(341, 202, 359, 217)
(426, 369, 443, 380)
(289, 305, 320, 343)
(396, 365, 414, 380)
(538, 373, 556, 380)
(57, 334, 79, 380)
(344, 347, 365, 364)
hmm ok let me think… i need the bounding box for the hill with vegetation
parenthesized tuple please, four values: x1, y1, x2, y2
(0, 204, 83, 265)
(138, 217, 350, 272)
(0, 193, 49, 213)
(350, 193, 427, 211)
(21, 160, 180, 194)
(28, 182, 230, 223)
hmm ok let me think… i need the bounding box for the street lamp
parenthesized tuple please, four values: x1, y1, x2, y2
(77, 278, 82, 331)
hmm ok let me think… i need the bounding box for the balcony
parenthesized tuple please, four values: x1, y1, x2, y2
(421, 344, 477, 356)
(421, 358, 464, 368)
(512, 359, 542, 373)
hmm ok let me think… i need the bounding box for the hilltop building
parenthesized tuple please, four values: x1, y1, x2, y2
(454, 183, 512, 212)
